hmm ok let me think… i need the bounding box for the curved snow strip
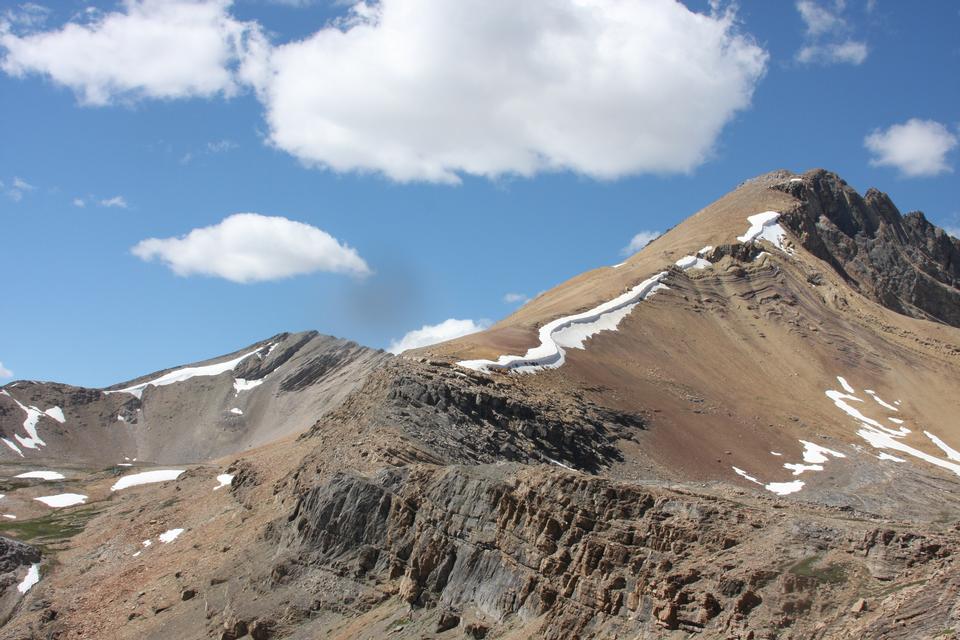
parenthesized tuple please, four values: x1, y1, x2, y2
(34, 493, 87, 508)
(17, 564, 39, 594)
(15, 471, 65, 480)
(4, 395, 47, 449)
(836, 376, 855, 394)
(159, 528, 184, 543)
(233, 378, 264, 395)
(2, 438, 24, 457)
(732, 467, 761, 484)
(111, 469, 185, 491)
(214, 474, 233, 490)
(109, 346, 267, 399)
(458, 272, 670, 373)
(888, 417, 904, 425)
(925, 431, 960, 462)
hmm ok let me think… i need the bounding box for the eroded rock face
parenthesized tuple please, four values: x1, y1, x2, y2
(780, 169, 960, 326)
(275, 464, 959, 639)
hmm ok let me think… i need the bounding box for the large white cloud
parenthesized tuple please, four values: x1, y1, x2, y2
(388, 318, 489, 354)
(132, 213, 370, 283)
(0, 0, 262, 105)
(1, 0, 767, 183)
(865, 119, 957, 178)
(256, 0, 768, 183)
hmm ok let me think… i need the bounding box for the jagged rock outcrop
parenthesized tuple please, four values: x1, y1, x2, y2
(304, 359, 646, 473)
(779, 169, 960, 326)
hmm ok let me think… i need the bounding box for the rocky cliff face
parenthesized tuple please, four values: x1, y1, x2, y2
(271, 462, 960, 640)
(780, 169, 960, 326)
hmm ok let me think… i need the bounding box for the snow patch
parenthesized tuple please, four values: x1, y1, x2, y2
(836, 376, 855, 394)
(458, 272, 670, 373)
(111, 469, 185, 491)
(17, 564, 39, 594)
(214, 474, 233, 490)
(44, 407, 65, 423)
(233, 378, 264, 395)
(732, 467, 762, 484)
(2, 438, 23, 457)
(229, 408, 243, 415)
(866, 391, 898, 411)
(15, 471, 65, 480)
(2, 514, 16, 520)
(34, 494, 87, 508)
(877, 452, 906, 462)
(925, 431, 960, 462)
(159, 528, 184, 543)
(765, 480, 805, 495)
(737, 211, 790, 252)
(674, 255, 711, 270)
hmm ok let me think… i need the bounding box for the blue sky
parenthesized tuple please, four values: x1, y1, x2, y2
(1, 0, 958, 387)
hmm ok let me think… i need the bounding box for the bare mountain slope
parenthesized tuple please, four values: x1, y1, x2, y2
(2, 170, 960, 640)
(0, 331, 389, 465)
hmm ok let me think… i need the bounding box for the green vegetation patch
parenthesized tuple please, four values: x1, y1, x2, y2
(0, 504, 104, 552)
(789, 555, 848, 585)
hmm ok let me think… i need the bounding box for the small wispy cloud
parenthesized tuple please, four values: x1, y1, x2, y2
(2, 176, 35, 201)
(0, 361, 12, 379)
(99, 195, 128, 208)
(503, 292, 530, 305)
(72, 197, 86, 207)
(621, 230, 661, 256)
(794, 1, 868, 66)
(181, 139, 239, 164)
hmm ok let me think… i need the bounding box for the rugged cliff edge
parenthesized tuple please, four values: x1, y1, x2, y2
(779, 169, 960, 327)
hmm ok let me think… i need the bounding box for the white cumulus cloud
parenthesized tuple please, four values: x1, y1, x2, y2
(621, 230, 662, 256)
(388, 318, 489, 354)
(252, 0, 768, 183)
(132, 212, 370, 283)
(865, 119, 958, 178)
(0, 0, 264, 105)
(0, 361, 12, 379)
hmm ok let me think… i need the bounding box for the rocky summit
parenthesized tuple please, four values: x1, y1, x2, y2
(1, 169, 959, 640)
